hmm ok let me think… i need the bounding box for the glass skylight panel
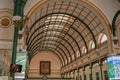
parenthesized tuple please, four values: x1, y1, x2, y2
(43, 41, 56, 44)
(45, 14, 75, 25)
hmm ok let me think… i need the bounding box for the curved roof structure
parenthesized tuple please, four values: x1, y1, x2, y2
(0, 0, 120, 79)
(25, 0, 112, 66)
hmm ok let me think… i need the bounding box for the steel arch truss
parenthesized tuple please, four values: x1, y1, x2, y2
(27, 12, 98, 66)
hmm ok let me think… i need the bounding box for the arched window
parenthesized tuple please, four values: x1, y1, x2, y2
(68, 57, 70, 63)
(101, 34, 107, 43)
(92, 42, 95, 49)
(76, 50, 80, 57)
(82, 46, 87, 54)
(89, 41, 95, 49)
(98, 33, 108, 44)
(72, 54, 74, 60)
(65, 59, 67, 64)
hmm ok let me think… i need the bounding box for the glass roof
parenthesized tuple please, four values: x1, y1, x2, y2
(26, 0, 108, 66)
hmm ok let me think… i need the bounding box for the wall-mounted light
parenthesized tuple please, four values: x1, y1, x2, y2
(12, 16, 22, 26)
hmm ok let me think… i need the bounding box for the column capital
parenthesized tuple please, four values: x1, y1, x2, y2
(89, 63, 93, 69)
(82, 67, 85, 71)
(89, 66, 92, 69)
(99, 62, 103, 66)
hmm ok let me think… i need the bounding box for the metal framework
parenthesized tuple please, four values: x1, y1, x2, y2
(112, 10, 120, 37)
(26, 0, 106, 66)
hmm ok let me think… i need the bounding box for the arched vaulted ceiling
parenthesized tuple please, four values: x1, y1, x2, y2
(25, 0, 112, 66)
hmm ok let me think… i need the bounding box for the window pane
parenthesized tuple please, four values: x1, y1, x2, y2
(104, 71, 109, 80)
(80, 75, 82, 80)
(92, 42, 95, 49)
(84, 74, 87, 80)
(96, 72, 99, 80)
(82, 46, 87, 54)
(89, 73, 92, 80)
(101, 34, 107, 43)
